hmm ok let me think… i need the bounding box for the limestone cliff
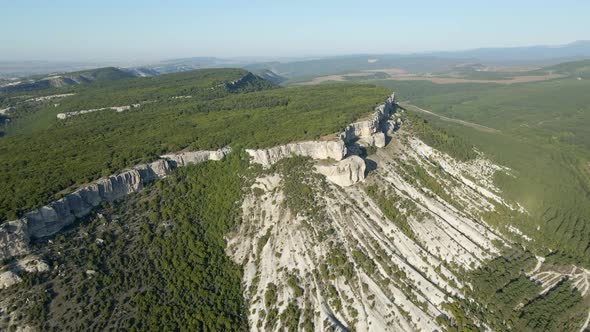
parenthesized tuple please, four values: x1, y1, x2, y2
(246, 140, 347, 167)
(340, 92, 395, 145)
(228, 125, 514, 332)
(161, 146, 231, 167)
(1, 91, 397, 259)
(57, 103, 141, 119)
(315, 155, 366, 187)
(0, 148, 230, 261)
(245, 92, 396, 187)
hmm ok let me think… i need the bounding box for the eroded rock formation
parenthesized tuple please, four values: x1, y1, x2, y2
(228, 127, 512, 332)
(315, 155, 366, 187)
(57, 103, 141, 119)
(161, 146, 231, 167)
(246, 92, 396, 187)
(0, 148, 231, 261)
(340, 92, 395, 146)
(246, 140, 347, 168)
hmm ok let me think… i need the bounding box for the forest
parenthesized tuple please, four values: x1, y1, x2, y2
(2, 152, 252, 330)
(0, 68, 388, 221)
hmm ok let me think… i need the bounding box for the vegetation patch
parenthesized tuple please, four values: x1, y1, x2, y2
(0, 68, 387, 221)
(0, 152, 251, 330)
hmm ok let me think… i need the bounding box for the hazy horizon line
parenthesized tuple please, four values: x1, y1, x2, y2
(2, 39, 588, 65)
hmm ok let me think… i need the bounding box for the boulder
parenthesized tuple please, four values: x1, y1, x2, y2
(0, 270, 21, 289)
(0, 220, 30, 261)
(373, 132, 386, 148)
(15, 255, 49, 273)
(315, 156, 366, 187)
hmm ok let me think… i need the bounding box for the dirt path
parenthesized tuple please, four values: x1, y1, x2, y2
(400, 102, 501, 134)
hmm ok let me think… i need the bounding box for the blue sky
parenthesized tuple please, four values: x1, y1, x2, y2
(1, 0, 588, 61)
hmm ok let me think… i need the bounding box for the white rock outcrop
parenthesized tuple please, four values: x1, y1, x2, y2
(27, 93, 75, 103)
(57, 103, 140, 119)
(340, 93, 395, 144)
(161, 146, 231, 167)
(0, 271, 20, 290)
(0, 148, 230, 261)
(0, 255, 49, 289)
(373, 132, 386, 148)
(315, 155, 366, 187)
(0, 107, 16, 115)
(246, 140, 346, 167)
(0, 221, 30, 261)
(245, 92, 396, 186)
(228, 125, 516, 332)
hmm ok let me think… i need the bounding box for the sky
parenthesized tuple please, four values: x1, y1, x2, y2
(1, 0, 589, 62)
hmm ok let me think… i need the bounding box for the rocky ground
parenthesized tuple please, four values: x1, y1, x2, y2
(226, 123, 530, 331)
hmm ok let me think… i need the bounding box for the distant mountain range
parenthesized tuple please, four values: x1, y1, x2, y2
(0, 67, 136, 93)
(1, 40, 590, 82)
(427, 40, 590, 63)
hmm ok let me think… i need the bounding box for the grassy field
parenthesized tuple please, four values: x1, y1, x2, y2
(374, 77, 590, 266)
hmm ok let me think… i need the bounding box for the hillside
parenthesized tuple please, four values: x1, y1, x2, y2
(371, 75, 590, 268)
(1, 65, 589, 331)
(532, 59, 590, 78)
(0, 68, 385, 221)
(1, 93, 589, 331)
(0, 67, 136, 93)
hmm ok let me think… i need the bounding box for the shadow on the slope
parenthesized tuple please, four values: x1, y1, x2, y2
(365, 158, 377, 176)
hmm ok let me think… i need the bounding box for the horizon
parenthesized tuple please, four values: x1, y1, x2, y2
(2, 0, 589, 62)
(1, 39, 589, 66)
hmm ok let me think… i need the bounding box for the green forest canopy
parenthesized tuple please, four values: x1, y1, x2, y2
(0, 68, 388, 221)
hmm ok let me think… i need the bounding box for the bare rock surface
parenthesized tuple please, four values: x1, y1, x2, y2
(246, 140, 347, 167)
(340, 93, 395, 144)
(0, 148, 230, 262)
(227, 125, 519, 331)
(57, 103, 141, 119)
(315, 155, 366, 187)
(161, 146, 231, 166)
(0, 255, 48, 290)
(0, 271, 20, 290)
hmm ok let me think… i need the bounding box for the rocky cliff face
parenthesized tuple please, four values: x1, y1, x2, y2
(161, 146, 231, 167)
(2, 92, 397, 262)
(57, 103, 141, 119)
(340, 93, 395, 146)
(246, 141, 347, 168)
(0, 148, 230, 262)
(246, 93, 396, 188)
(315, 155, 366, 187)
(228, 127, 510, 332)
